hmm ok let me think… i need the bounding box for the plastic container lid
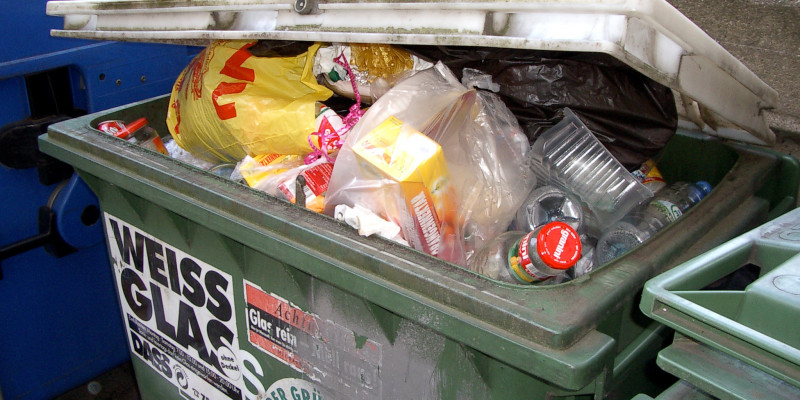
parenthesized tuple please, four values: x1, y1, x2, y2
(536, 222, 582, 270)
(45, 0, 778, 146)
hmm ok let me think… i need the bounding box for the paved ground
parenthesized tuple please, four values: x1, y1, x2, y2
(667, 0, 800, 156)
(53, 362, 139, 400)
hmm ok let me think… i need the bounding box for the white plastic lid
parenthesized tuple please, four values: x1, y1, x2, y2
(46, 0, 777, 145)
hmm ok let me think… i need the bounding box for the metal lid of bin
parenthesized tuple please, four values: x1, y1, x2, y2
(46, 0, 777, 145)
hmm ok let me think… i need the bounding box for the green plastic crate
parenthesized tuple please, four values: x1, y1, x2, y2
(40, 94, 797, 400)
(640, 207, 800, 400)
(631, 380, 715, 400)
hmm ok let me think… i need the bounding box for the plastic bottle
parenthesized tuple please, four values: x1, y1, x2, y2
(631, 159, 667, 193)
(595, 181, 712, 265)
(527, 109, 653, 233)
(469, 222, 582, 284)
(512, 185, 584, 233)
(570, 235, 596, 280)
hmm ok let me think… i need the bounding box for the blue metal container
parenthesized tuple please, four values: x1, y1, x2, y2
(0, 1, 199, 398)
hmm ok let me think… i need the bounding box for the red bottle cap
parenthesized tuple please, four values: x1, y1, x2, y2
(536, 222, 581, 269)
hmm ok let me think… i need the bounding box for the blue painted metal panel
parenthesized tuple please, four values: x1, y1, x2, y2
(0, 170, 128, 400)
(68, 42, 201, 112)
(0, 1, 199, 399)
(1, 41, 200, 116)
(0, 0, 95, 64)
(0, 78, 29, 125)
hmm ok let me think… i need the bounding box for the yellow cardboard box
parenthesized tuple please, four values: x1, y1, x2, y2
(352, 116, 450, 256)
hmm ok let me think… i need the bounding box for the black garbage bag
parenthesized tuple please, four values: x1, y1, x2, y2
(403, 46, 678, 170)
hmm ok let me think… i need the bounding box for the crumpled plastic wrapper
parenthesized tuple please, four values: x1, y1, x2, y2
(314, 43, 434, 103)
(334, 204, 408, 245)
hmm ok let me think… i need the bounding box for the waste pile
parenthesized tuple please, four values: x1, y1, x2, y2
(96, 40, 712, 285)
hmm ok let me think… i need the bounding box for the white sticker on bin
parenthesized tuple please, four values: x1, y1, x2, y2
(104, 213, 244, 400)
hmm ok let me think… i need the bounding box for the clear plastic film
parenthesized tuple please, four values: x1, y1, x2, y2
(324, 63, 535, 266)
(314, 43, 434, 104)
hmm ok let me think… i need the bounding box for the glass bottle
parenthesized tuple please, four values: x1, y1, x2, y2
(469, 221, 582, 284)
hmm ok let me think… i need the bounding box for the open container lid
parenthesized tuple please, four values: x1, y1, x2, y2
(46, 0, 777, 145)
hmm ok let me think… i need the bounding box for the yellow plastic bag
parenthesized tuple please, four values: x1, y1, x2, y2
(166, 40, 333, 163)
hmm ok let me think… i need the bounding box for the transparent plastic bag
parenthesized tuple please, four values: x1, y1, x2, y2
(325, 63, 535, 266)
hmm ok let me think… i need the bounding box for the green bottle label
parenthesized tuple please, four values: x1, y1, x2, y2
(652, 200, 683, 222)
(507, 234, 540, 284)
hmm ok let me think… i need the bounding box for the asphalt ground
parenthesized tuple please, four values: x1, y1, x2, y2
(667, 0, 800, 157)
(53, 362, 139, 400)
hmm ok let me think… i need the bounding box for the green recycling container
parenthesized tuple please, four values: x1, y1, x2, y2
(39, 93, 798, 400)
(38, 0, 800, 398)
(630, 380, 715, 400)
(639, 206, 800, 400)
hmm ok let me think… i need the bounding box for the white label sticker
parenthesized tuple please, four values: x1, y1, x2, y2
(265, 378, 330, 400)
(105, 213, 243, 400)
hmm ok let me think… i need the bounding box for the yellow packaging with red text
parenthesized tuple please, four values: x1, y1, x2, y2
(352, 116, 451, 256)
(238, 154, 304, 187)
